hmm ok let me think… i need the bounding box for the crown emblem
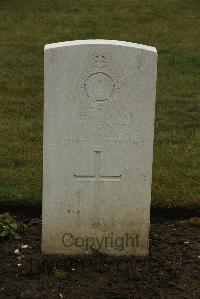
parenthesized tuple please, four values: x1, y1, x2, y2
(92, 54, 109, 67)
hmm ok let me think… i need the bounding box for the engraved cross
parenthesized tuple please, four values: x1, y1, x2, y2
(74, 151, 121, 225)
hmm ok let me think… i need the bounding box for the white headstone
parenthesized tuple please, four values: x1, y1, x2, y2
(42, 40, 157, 256)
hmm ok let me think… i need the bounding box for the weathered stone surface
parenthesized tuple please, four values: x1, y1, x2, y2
(42, 40, 157, 255)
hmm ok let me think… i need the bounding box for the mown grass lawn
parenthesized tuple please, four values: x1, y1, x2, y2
(0, 0, 199, 210)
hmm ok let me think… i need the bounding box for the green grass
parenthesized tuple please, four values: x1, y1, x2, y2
(179, 217, 200, 226)
(0, 0, 199, 209)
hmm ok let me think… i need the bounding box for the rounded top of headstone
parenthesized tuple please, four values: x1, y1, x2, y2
(44, 39, 157, 54)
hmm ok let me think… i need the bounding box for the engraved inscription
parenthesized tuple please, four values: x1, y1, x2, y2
(84, 72, 114, 102)
(64, 107, 145, 146)
(91, 54, 109, 67)
(63, 53, 145, 145)
(79, 53, 120, 111)
(137, 50, 145, 71)
(74, 151, 121, 225)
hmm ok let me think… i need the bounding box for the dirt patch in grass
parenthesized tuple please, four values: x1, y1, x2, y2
(0, 216, 199, 298)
